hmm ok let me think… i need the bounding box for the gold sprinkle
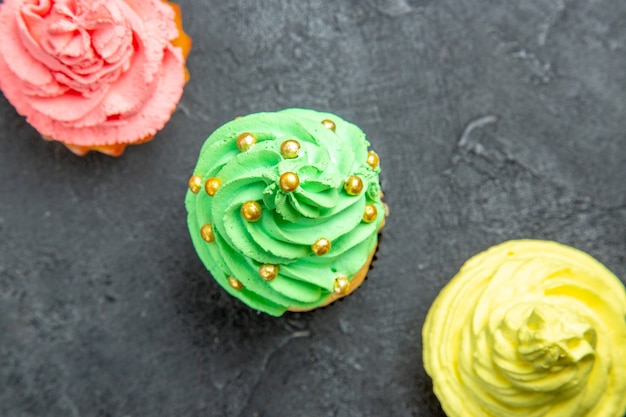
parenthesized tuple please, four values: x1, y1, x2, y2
(241, 201, 262, 222)
(236, 132, 257, 152)
(259, 264, 279, 281)
(311, 238, 332, 256)
(205, 177, 221, 196)
(280, 139, 300, 159)
(200, 224, 216, 242)
(228, 276, 244, 290)
(333, 275, 350, 295)
(279, 172, 300, 192)
(188, 175, 202, 193)
(362, 204, 378, 223)
(366, 151, 380, 169)
(344, 176, 363, 196)
(321, 119, 336, 132)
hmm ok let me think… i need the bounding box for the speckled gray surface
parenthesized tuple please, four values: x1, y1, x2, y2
(1, 1, 625, 416)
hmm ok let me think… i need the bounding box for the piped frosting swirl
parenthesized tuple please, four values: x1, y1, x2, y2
(0, 0, 191, 156)
(185, 109, 384, 316)
(423, 240, 626, 417)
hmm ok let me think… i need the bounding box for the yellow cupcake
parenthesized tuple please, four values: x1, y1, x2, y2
(423, 240, 626, 417)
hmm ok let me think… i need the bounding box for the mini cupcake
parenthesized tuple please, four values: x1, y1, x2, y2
(423, 240, 626, 417)
(0, 0, 191, 156)
(185, 109, 386, 316)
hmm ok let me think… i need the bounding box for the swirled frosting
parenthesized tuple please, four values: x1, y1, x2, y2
(0, 0, 191, 156)
(185, 109, 385, 316)
(423, 240, 626, 417)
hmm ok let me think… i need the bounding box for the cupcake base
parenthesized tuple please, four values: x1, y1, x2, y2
(45, 134, 154, 157)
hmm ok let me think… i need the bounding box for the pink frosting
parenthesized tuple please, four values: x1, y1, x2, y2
(0, 0, 186, 148)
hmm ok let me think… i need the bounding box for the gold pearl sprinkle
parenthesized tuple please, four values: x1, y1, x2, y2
(279, 172, 300, 192)
(333, 275, 350, 295)
(205, 177, 221, 196)
(311, 238, 331, 256)
(241, 201, 262, 222)
(344, 176, 363, 196)
(321, 119, 336, 132)
(236, 132, 257, 152)
(200, 224, 215, 242)
(366, 151, 380, 169)
(280, 139, 300, 159)
(228, 276, 244, 291)
(363, 204, 378, 223)
(188, 175, 202, 193)
(259, 264, 279, 281)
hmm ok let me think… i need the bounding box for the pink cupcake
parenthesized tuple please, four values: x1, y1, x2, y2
(0, 0, 192, 156)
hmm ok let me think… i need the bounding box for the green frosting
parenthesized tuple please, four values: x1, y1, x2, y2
(185, 109, 384, 316)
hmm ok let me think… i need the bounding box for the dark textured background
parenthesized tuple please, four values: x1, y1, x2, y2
(1, 1, 625, 416)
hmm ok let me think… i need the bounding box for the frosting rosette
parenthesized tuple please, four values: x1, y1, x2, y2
(185, 109, 386, 316)
(423, 240, 626, 417)
(0, 0, 191, 156)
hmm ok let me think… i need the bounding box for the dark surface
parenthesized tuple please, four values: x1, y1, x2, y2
(1, 1, 625, 416)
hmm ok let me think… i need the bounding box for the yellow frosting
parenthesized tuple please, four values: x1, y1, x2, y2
(423, 240, 626, 417)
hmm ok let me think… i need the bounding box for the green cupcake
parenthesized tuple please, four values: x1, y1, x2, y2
(185, 109, 386, 316)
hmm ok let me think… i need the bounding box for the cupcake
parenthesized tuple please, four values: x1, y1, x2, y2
(0, 0, 191, 157)
(185, 109, 386, 316)
(423, 240, 626, 417)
